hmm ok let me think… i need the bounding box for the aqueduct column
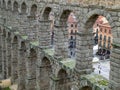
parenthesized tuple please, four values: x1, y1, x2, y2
(75, 32, 93, 74)
(26, 48, 37, 90)
(38, 20, 51, 48)
(11, 36, 19, 83)
(54, 24, 68, 58)
(0, 27, 2, 73)
(2, 29, 7, 79)
(17, 41, 27, 90)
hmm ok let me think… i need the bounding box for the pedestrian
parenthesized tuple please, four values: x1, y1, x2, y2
(98, 63, 101, 74)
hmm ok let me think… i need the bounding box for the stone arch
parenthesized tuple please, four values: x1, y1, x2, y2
(2, 0, 6, 9)
(21, 2, 27, 14)
(13, 1, 19, 12)
(30, 4, 37, 19)
(7, 0, 12, 10)
(80, 86, 92, 90)
(59, 9, 72, 25)
(83, 10, 113, 33)
(42, 7, 52, 20)
(39, 57, 52, 90)
(11, 35, 19, 83)
(18, 41, 27, 90)
(57, 69, 71, 90)
(26, 48, 37, 90)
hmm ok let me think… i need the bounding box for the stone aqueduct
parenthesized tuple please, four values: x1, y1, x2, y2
(0, 0, 120, 90)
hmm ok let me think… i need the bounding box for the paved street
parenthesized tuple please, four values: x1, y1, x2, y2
(93, 60, 110, 80)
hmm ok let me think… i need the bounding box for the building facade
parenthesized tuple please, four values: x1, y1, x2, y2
(93, 16, 112, 57)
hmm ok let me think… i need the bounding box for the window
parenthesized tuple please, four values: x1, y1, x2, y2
(99, 41, 102, 46)
(71, 30, 73, 34)
(108, 37, 111, 42)
(75, 24, 77, 28)
(109, 30, 111, 34)
(71, 24, 73, 27)
(104, 36, 106, 41)
(108, 43, 111, 49)
(100, 28, 102, 32)
(100, 34, 102, 40)
(105, 29, 107, 33)
(70, 36, 73, 40)
(104, 42, 106, 48)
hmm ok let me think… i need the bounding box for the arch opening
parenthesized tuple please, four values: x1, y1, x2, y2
(57, 69, 71, 90)
(40, 57, 52, 90)
(3, 0, 6, 9)
(84, 14, 112, 79)
(43, 7, 52, 20)
(30, 4, 37, 19)
(21, 2, 27, 14)
(80, 86, 92, 90)
(60, 10, 71, 25)
(7, 0, 11, 10)
(13, 1, 18, 12)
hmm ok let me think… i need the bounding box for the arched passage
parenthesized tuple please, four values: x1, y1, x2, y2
(30, 4, 37, 19)
(11, 36, 19, 83)
(21, 2, 27, 14)
(80, 86, 92, 90)
(26, 48, 37, 90)
(57, 69, 71, 90)
(60, 10, 71, 25)
(13, 1, 18, 12)
(76, 11, 112, 77)
(3, 0, 6, 9)
(6, 32, 11, 78)
(7, 0, 12, 10)
(18, 41, 27, 90)
(42, 7, 52, 20)
(39, 57, 52, 90)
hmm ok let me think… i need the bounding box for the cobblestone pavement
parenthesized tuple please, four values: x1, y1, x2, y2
(93, 60, 110, 80)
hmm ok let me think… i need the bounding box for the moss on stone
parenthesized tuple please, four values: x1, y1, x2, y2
(14, 31, 20, 35)
(21, 35, 28, 40)
(60, 59, 76, 69)
(82, 73, 109, 87)
(112, 43, 120, 48)
(30, 41, 39, 46)
(3, 87, 11, 90)
(44, 48, 54, 56)
(51, 76, 59, 81)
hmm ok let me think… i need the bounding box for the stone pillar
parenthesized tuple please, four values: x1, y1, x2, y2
(75, 32, 93, 74)
(26, 16, 39, 41)
(38, 20, 51, 48)
(2, 30, 7, 79)
(6, 33, 11, 78)
(109, 41, 120, 90)
(54, 24, 68, 58)
(11, 41, 18, 83)
(26, 49, 37, 90)
(17, 42, 27, 90)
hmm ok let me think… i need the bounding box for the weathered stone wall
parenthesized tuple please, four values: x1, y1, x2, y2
(0, 0, 120, 90)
